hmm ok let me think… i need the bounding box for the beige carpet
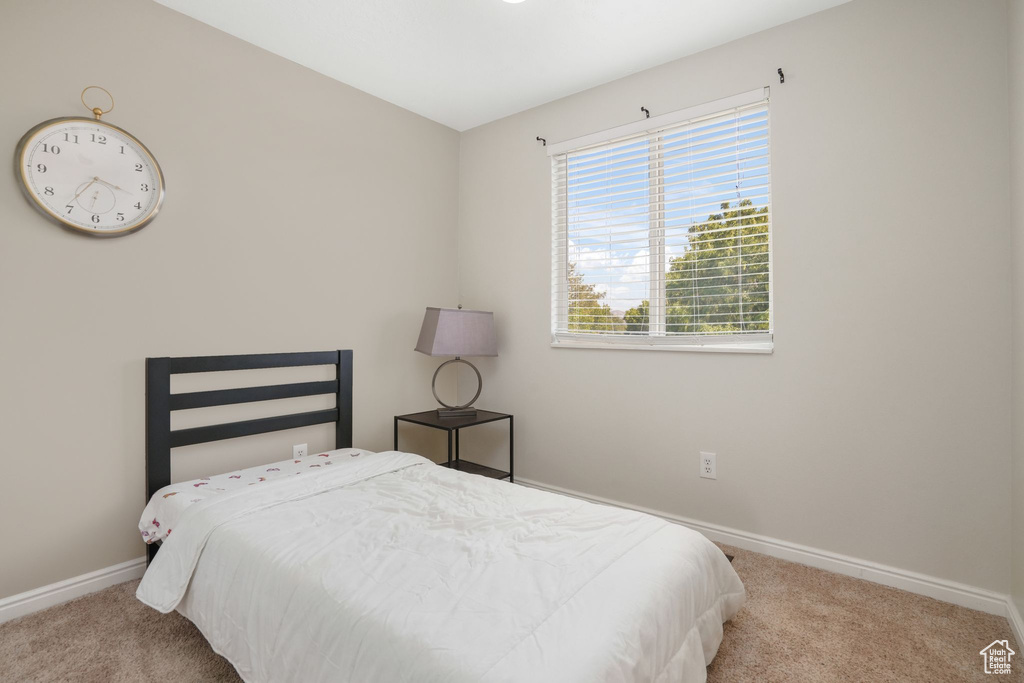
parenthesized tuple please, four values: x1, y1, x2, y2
(708, 545, 1021, 682)
(1, 545, 1019, 682)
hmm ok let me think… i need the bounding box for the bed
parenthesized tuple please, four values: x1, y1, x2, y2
(137, 351, 745, 682)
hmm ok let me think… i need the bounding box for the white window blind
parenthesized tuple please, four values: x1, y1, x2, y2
(550, 88, 772, 351)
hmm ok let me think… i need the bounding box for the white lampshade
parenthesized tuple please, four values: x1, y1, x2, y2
(415, 307, 497, 358)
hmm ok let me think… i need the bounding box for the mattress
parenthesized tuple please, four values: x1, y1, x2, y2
(137, 451, 744, 682)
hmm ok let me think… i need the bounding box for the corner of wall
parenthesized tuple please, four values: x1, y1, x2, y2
(1009, 0, 1024, 622)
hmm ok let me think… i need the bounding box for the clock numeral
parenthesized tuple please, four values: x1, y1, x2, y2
(119, 146, 126, 155)
(116, 212, 125, 222)
(65, 204, 74, 215)
(36, 163, 47, 173)
(134, 202, 142, 210)
(140, 183, 149, 192)
(41, 144, 61, 155)
(90, 134, 107, 145)
(43, 186, 54, 196)
(63, 133, 79, 144)
(135, 163, 143, 172)
(91, 214, 100, 224)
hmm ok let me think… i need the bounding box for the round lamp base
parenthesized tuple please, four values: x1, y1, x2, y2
(432, 358, 482, 418)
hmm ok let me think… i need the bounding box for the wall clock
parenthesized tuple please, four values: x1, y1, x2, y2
(14, 87, 165, 238)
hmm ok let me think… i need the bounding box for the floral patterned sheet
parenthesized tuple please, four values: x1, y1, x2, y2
(138, 447, 375, 544)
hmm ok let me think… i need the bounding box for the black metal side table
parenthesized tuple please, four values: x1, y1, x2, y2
(394, 410, 513, 482)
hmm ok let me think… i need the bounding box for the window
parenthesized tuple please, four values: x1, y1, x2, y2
(550, 88, 772, 352)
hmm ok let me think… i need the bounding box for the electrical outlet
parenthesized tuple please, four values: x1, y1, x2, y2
(293, 443, 308, 459)
(700, 451, 717, 479)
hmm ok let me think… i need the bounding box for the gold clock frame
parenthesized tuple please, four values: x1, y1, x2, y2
(14, 116, 166, 238)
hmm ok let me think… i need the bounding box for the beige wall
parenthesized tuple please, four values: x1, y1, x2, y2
(0, 0, 460, 598)
(457, 0, 1013, 592)
(1011, 0, 1024, 615)
(1, 0, 1018, 603)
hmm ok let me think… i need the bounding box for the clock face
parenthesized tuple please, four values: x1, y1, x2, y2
(15, 117, 164, 237)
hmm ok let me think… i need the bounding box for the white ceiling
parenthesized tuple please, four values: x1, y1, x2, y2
(155, 0, 851, 131)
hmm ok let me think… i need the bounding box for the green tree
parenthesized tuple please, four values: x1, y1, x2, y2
(567, 262, 621, 332)
(623, 300, 649, 333)
(665, 199, 769, 334)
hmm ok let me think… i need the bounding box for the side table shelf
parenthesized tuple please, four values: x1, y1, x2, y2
(394, 410, 513, 482)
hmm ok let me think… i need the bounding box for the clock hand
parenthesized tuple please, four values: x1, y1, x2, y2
(94, 176, 132, 194)
(71, 179, 97, 203)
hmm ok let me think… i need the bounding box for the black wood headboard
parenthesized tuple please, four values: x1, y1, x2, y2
(145, 350, 353, 562)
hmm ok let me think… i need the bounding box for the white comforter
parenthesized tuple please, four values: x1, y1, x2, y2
(137, 451, 744, 683)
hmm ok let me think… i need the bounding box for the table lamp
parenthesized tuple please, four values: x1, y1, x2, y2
(415, 306, 497, 418)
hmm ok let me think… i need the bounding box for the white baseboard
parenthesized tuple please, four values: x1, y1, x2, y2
(0, 556, 146, 625)
(1008, 597, 1024, 649)
(517, 477, 1015, 621)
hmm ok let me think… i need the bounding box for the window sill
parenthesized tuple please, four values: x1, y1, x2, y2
(550, 337, 773, 355)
